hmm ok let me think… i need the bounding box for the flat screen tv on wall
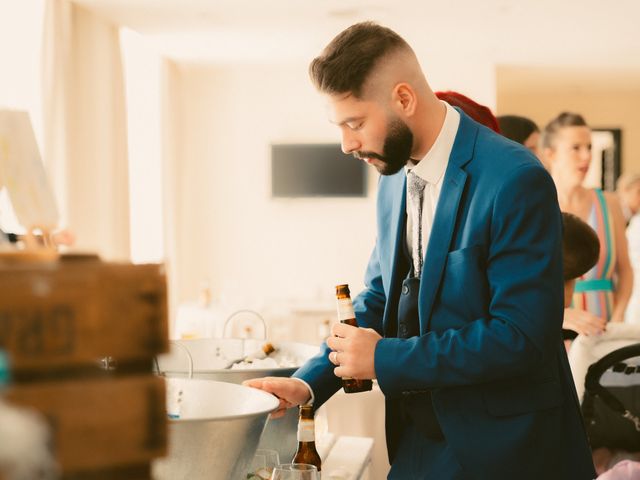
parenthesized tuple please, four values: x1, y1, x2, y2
(271, 143, 367, 198)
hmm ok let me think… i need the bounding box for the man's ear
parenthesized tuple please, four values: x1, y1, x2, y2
(392, 83, 417, 117)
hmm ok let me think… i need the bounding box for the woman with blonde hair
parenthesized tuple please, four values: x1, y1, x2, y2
(544, 112, 633, 336)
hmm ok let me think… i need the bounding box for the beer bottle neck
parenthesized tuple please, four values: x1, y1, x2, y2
(336, 297, 355, 322)
(297, 417, 315, 443)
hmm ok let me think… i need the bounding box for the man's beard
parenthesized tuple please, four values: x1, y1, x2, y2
(354, 118, 414, 175)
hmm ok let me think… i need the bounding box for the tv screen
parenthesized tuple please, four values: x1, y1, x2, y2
(271, 144, 367, 198)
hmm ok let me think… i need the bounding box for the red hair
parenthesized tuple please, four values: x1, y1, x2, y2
(435, 91, 501, 133)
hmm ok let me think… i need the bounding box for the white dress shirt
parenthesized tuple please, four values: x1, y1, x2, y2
(405, 102, 460, 275)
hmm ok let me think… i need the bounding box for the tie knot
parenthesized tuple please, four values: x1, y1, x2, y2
(408, 170, 427, 195)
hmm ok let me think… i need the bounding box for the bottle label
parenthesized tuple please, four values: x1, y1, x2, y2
(336, 299, 355, 322)
(297, 419, 315, 442)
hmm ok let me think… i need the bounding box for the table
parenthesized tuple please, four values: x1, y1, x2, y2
(321, 435, 373, 480)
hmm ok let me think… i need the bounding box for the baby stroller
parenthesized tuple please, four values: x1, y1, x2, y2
(568, 323, 640, 478)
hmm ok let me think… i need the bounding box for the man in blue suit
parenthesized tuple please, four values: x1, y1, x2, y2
(247, 22, 596, 479)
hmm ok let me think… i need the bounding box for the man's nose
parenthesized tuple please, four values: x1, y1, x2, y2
(341, 131, 360, 154)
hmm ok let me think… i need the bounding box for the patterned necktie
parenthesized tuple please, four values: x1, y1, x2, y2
(407, 170, 427, 278)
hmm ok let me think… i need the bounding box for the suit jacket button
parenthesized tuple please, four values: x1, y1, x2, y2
(402, 285, 409, 295)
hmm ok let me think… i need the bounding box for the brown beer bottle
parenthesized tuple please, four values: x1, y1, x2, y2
(292, 405, 322, 472)
(335, 284, 373, 393)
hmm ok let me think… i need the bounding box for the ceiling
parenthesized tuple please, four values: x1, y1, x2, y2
(71, 0, 640, 69)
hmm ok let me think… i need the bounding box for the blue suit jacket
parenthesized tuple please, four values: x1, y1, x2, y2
(294, 112, 596, 479)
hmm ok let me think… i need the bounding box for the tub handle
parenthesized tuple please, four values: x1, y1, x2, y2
(223, 309, 267, 339)
(169, 340, 194, 379)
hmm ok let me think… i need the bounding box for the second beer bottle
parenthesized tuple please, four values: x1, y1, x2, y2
(334, 284, 373, 393)
(291, 405, 322, 472)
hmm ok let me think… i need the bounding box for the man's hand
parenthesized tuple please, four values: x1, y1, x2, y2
(243, 377, 311, 418)
(326, 323, 381, 380)
(563, 307, 607, 336)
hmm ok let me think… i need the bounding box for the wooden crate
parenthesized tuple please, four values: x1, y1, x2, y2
(0, 257, 168, 374)
(5, 374, 167, 475)
(61, 462, 153, 480)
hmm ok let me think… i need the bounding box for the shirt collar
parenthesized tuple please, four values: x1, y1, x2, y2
(406, 101, 460, 184)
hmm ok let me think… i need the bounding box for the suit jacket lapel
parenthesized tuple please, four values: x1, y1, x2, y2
(383, 173, 407, 337)
(418, 112, 477, 332)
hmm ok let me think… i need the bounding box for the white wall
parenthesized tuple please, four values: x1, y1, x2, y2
(0, 0, 44, 139)
(166, 62, 380, 311)
(121, 28, 165, 264)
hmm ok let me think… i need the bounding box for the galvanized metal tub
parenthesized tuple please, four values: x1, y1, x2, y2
(152, 378, 279, 480)
(155, 339, 319, 462)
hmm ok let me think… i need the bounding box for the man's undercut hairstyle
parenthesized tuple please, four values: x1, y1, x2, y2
(562, 212, 600, 281)
(541, 112, 588, 150)
(309, 21, 411, 98)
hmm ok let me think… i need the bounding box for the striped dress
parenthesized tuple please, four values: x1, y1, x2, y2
(572, 189, 616, 321)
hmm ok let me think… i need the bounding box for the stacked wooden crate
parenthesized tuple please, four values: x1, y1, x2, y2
(0, 255, 169, 479)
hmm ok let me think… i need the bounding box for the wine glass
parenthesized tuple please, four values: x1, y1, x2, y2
(269, 463, 319, 480)
(248, 449, 280, 480)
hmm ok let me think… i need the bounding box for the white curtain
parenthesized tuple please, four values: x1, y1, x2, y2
(42, 0, 130, 260)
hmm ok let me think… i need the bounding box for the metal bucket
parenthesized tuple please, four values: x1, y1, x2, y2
(155, 339, 319, 462)
(152, 378, 279, 480)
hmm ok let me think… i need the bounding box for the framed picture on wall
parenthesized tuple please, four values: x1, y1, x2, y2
(583, 128, 622, 191)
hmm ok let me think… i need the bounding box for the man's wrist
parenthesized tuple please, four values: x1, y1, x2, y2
(291, 377, 314, 405)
